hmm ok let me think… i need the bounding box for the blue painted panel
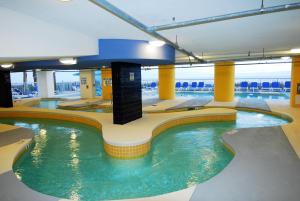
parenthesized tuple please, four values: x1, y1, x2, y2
(12, 39, 175, 71)
(98, 39, 175, 61)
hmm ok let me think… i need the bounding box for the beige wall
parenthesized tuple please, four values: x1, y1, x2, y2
(80, 70, 96, 99)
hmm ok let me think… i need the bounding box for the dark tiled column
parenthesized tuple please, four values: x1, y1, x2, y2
(0, 70, 13, 108)
(112, 62, 142, 124)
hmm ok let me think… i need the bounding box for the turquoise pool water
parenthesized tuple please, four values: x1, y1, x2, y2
(33, 100, 60, 109)
(34, 100, 112, 113)
(143, 90, 290, 100)
(176, 91, 290, 100)
(0, 111, 288, 201)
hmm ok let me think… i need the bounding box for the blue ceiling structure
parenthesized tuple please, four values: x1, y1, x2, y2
(10, 39, 175, 72)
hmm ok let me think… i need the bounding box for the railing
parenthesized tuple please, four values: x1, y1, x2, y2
(142, 78, 291, 89)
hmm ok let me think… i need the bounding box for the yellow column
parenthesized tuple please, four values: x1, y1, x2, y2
(158, 65, 175, 100)
(214, 61, 235, 102)
(290, 56, 300, 107)
(101, 67, 112, 100)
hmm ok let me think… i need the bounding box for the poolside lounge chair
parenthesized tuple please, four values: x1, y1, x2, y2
(203, 83, 213, 91)
(284, 81, 291, 92)
(261, 82, 270, 91)
(175, 82, 181, 91)
(191, 82, 197, 91)
(240, 81, 248, 91)
(150, 82, 157, 90)
(182, 82, 189, 91)
(250, 82, 258, 92)
(271, 82, 281, 92)
(198, 82, 204, 91)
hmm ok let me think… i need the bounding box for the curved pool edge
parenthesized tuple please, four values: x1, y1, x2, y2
(190, 126, 300, 201)
(103, 111, 237, 159)
(0, 107, 237, 159)
(0, 125, 65, 201)
(0, 106, 297, 201)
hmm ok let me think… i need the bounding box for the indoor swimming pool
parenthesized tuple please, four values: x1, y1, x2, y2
(0, 111, 289, 201)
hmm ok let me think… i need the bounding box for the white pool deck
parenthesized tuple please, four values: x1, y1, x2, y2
(0, 97, 300, 201)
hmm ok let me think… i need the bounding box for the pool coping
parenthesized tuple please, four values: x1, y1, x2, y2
(0, 102, 298, 201)
(0, 107, 237, 158)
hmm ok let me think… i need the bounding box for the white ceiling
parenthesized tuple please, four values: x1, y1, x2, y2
(0, 0, 300, 62)
(109, 0, 294, 26)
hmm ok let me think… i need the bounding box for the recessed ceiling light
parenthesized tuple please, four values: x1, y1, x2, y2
(1, 63, 14, 69)
(290, 48, 300, 53)
(148, 40, 166, 47)
(60, 0, 72, 2)
(59, 58, 77, 65)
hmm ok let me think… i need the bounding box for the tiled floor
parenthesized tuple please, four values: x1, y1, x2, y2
(191, 126, 300, 201)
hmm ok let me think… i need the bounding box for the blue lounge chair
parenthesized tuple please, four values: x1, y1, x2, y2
(271, 82, 281, 92)
(175, 82, 181, 91)
(191, 82, 197, 91)
(198, 82, 204, 90)
(284, 81, 291, 92)
(203, 84, 213, 91)
(240, 81, 248, 91)
(261, 82, 270, 91)
(250, 82, 258, 92)
(182, 82, 189, 90)
(150, 82, 157, 89)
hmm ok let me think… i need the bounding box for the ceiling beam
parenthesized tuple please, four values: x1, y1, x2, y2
(149, 2, 300, 31)
(89, 0, 203, 62)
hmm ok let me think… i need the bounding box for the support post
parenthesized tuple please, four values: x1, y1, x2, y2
(0, 70, 13, 108)
(291, 56, 300, 107)
(158, 65, 175, 100)
(37, 71, 55, 98)
(101, 67, 112, 100)
(112, 62, 142, 124)
(214, 61, 235, 102)
(80, 70, 96, 99)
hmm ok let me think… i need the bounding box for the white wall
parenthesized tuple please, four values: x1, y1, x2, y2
(0, 7, 98, 61)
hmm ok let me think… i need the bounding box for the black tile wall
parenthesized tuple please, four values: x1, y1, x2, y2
(112, 62, 142, 124)
(0, 70, 13, 108)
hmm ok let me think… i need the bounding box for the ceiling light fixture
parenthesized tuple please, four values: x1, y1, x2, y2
(59, 57, 77, 65)
(281, 56, 290, 60)
(148, 40, 166, 47)
(1, 63, 14, 69)
(290, 48, 300, 54)
(60, 0, 72, 2)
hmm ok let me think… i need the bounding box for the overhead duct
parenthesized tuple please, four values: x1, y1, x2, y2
(150, 2, 300, 31)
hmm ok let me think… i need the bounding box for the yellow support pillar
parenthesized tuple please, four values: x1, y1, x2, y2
(214, 61, 235, 102)
(290, 56, 300, 107)
(101, 67, 112, 100)
(158, 65, 175, 100)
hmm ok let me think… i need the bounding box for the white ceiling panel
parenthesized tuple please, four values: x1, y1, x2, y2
(159, 10, 300, 59)
(1, 0, 300, 62)
(108, 0, 299, 26)
(0, 0, 153, 39)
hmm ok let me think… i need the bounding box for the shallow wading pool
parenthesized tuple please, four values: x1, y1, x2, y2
(34, 100, 112, 113)
(0, 111, 288, 201)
